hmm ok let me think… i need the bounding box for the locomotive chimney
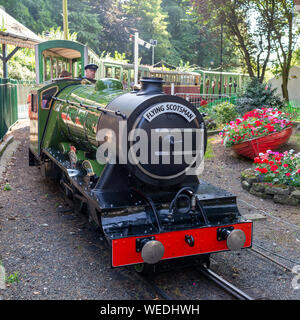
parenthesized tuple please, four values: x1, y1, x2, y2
(137, 77, 164, 95)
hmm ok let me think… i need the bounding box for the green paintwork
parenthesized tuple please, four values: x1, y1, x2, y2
(38, 78, 123, 179)
(30, 80, 82, 155)
(29, 77, 124, 179)
(58, 142, 71, 154)
(36, 40, 87, 83)
(82, 159, 105, 177)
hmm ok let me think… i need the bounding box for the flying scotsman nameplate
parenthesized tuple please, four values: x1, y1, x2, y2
(143, 103, 196, 122)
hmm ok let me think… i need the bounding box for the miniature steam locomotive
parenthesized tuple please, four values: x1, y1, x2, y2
(29, 75, 252, 272)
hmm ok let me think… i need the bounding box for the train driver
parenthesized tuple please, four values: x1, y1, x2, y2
(84, 64, 98, 80)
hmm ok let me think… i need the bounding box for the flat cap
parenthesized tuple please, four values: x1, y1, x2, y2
(84, 64, 98, 70)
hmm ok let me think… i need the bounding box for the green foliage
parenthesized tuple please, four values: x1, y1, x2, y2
(40, 26, 77, 41)
(235, 77, 284, 116)
(0, 45, 35, 79)
(0, 0, 246, 72)
(213, 102, 238, 125)
(0, 14, 6, 31)
(6, 271, 20, 284)
(204, 138, 215, 159)
(101, 51, 130, 64)
(123, 0, 172, 64)
(3, 183, 12, 191)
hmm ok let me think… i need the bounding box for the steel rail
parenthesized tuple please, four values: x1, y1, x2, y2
(250, 247, 293, 273)
(197, 266, 254, 300)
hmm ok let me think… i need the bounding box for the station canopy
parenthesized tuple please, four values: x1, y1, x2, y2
(0, 7, 42, 49)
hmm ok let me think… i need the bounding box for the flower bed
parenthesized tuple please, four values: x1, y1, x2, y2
(254, 149, 300, 186)
(219, 108, 293, 158)
(240, 150, 300, 206)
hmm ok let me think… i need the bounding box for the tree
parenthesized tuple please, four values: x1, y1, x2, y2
(259, 0, 299, 102)
(86, 0, 134, 57)
(193, 0, 300, 101)
(123, 0, 173, 64)
(193, 0, 275, 80)
(0, 0, 103, 53)
(162, 0, 240, 69)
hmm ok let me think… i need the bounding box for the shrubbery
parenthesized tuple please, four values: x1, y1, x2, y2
(213, 102, 238, 125)
(235, 77, 284, 116)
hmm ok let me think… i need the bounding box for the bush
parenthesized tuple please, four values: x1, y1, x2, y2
(235, 77, 284, 116)
(213, 102, 238, 125)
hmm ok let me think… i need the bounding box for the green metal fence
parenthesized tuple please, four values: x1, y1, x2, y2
(0, 78, 18, 141)
(283, 100, 300, 122)
(0, 78, 35, 141)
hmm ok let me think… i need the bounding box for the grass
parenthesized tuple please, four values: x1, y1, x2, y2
(3, 183, 12, 191)
(295, 133, 300, 144)
(283, 101, 300, 121)
(6, 271, 20, 284)
(204, 138, 215, 159)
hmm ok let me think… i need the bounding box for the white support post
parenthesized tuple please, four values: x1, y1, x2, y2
(134, 32, 139, 87)
(171, 83, 175, 95)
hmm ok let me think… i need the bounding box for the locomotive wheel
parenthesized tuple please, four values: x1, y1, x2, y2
(134, 263, 155, 275)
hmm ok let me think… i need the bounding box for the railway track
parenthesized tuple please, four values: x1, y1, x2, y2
(132, 264, 255, 300)
(196, 266, 254, 300)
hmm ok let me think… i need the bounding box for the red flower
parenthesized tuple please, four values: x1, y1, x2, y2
(256, 167, 268, 174)
(254, 157, 261, 163)
(270, 165, 278, 172)
(255, 120, 262, 126)
(285, 173, 291, 177)
(283, 164, 289, 168)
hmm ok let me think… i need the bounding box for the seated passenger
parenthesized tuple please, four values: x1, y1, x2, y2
(59, 70, 72, 78)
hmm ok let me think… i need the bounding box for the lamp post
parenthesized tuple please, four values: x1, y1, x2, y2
(63, 0, 69, 40)
(134, 32, 139, 87)
(219, 20, 223, 96)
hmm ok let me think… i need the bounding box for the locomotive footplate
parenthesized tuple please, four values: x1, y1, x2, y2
(111, 221, 252, 267)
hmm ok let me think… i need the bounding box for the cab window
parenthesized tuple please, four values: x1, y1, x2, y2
(41, 87, 58, 110)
